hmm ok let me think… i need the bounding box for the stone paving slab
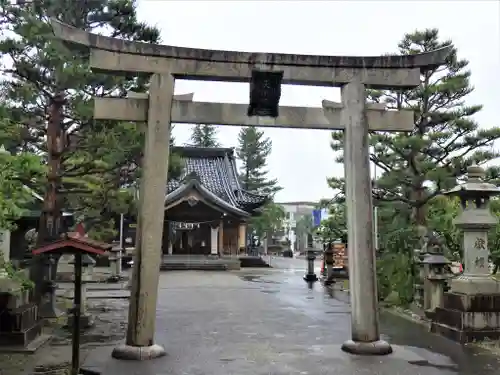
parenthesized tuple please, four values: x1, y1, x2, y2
(82, 270, 499, 375)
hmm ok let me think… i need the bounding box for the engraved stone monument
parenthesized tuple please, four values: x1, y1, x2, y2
(432, 165, 500, 342)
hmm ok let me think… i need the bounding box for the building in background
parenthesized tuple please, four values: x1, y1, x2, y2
(274, 201, 329, 253)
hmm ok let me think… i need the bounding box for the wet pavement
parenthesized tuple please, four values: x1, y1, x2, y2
(82, 258, 500, 375)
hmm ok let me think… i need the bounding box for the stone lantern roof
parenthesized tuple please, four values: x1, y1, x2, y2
(444, 165, 500, 198)
(445, 165, 500, 229)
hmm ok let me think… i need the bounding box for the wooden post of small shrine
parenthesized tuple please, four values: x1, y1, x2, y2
(238, 223, 246, 254)
(218, 220, 224, 256)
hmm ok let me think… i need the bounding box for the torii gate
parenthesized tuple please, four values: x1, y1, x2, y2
(50, 20, 450, 360)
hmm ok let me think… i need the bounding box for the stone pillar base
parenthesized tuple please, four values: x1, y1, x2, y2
(450, 275, 500, 295)
(341, 339, 392, 355)
(303, 273, 318, 282)
(111, 343, 166, 360)
(431, 291, 500, 343)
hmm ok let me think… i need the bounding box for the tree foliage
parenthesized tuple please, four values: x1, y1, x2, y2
(315, 203, 346, 244)
(236, 126, 283, 241)
(0, 0, 181, 240)
(251, 202, 285, 239)
(0, 125, 45, 229)
(322, 29, 500, 306)
(329, 29, 500, 227)
(189, 124, 220, 148)
(236, 127, 280, 196)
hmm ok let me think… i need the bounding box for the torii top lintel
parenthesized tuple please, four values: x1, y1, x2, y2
(51, 19, 452, 89)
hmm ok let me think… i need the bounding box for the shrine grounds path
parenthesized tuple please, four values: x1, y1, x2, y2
(81, 258, 500, 375)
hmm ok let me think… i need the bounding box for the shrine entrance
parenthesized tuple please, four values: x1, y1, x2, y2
(51, 19, 451, 360)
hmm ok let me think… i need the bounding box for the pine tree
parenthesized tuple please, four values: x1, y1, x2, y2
(329, 29, 500, 227)
(236, 127, 282, 242)
(0, 0, 183, 237)
(0, 0, 179, 298)
(236, 127, 280, 196)
(190, 124, 220, 147)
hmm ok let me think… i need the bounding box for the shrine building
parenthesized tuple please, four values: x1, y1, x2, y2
(120, 146, 268, 257)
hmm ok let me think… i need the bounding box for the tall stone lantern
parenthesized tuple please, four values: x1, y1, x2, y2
(444, 165, 500, 294)
(431, 165, 500, 343)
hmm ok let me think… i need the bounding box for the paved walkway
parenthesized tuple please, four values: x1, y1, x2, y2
(81, 262, 500, 375)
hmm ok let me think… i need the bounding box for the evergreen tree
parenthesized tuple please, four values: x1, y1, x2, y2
(0, 0, 182, 239)
(329, 29, 500, 227)
(0, 106, 45, 229)
(0, 0, 185, 300)
(190, 124, 220, 147)
(236, 126, 282, 242)
(236, 127, 280, 196)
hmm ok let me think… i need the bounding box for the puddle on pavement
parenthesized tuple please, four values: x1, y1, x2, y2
(240, 275, 281, 284)
(408, 359, 458, 372)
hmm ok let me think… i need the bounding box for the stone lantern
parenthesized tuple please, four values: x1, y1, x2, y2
(323, 245, 335, 286)
(421, 251, 450, 315)
(444, 165, 500, 294)
(303, 250, 318, 282)
(431, 165, 500, 343)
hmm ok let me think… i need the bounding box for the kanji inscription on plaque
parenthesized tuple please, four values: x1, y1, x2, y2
(464, 231, 489, 275)
(474, 237, 486, 250)
(474, 256, 486, 268)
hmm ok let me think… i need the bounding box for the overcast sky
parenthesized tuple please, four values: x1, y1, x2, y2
(136, 0, 500, 203)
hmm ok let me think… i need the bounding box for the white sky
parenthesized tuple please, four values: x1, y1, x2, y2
(136, 0, 500, 202)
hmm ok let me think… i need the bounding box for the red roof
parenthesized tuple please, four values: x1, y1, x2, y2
(32, 232, 112, 256)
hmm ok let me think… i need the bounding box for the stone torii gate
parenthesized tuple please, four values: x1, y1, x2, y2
(51, 20, 450, 359)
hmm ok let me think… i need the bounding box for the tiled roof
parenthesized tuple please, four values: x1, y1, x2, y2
(167, 146, 268, 214)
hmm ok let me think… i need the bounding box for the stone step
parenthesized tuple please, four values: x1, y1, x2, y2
(239, 256, 270, 268)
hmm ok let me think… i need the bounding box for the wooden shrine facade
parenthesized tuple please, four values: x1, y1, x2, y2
(163, 146, 267, 256)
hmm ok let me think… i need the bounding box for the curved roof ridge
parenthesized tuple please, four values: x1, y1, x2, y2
(243, 190, 268, 199)
(214, 157, 240, 205)
(223, 154, 239, 191)
(164, 178, 249, 217)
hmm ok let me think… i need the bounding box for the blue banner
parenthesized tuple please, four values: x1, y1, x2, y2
(312, 209, 322, 227)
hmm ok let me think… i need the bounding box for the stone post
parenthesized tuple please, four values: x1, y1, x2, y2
(340, 79, 392, 355)
(112, 73, 174, 360)
(107, 246, 122, 282)
(324, 246, 335, 286)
